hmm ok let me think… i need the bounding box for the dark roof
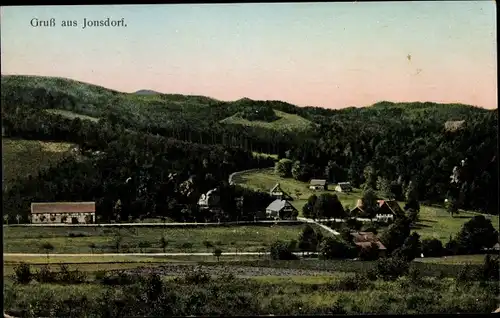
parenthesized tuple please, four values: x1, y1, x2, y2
(270, 183, 283, 193)
(310, 179, 327, 186)
(336, 182, 352, 190)
(31, 202, 95, 214)
(378, 200, 404, 215)
(266, 199, 297, 212)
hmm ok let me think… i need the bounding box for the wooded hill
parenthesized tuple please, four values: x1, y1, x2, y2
(1, 75, 497, 222)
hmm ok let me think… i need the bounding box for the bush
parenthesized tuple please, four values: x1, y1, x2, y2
(327, 274, 372, 291)
(270, 240, 298, 260)
(392, 232, 421, 261)
(57, 264, 87, 284)
(14, 262, 32, 284)
(421, 238, 444, 257)
(481, 254, 499, 281)
(94, 270, 107, 281)
(67, 232, 87, 238)
(358, 242, 380, 261)
(319, 237, 356, 260)
(181, 268, 211, 284)
(101, 271, 140, 286)
(36, 265, 58, 283)
(407, 267, 421, 283)
(375, 257, 410, 281)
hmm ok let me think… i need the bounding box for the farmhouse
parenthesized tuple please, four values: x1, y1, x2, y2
(335, 182, 352, 193)
(266, 199, 298, 220)
(352, 233, 387, 258)
(351, 231, 387, 257)
(31, 202, 95, 224)
(349, 199, 403, 221)
(198, 188, 220, 209)
(309, 179, 327, 191)
(269, 183, 293, 200)
(376, 200, 404, 220)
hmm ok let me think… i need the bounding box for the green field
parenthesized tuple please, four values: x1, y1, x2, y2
(2, 138, 76, 190)
(3, 224, 306, 254)
(44, 109, 100, 122)
(233, 168, 500, 242)
(414, 254, 491, 265)
(220, 110, 314, 132)
(3, 255, 265, 276)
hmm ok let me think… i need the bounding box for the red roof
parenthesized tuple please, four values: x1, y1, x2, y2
(351, 232, 387, 250)
(31, 202, 95, 214)
(377, 200, 404, 215)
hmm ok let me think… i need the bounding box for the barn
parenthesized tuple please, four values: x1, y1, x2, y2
(335, 182, 352, 193)
(309, 179, 327, 191)
(266, 199, 298, 220)
(30, 202, 96, 224)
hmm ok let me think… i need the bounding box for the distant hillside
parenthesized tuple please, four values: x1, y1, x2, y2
(1, 75, 491, 136)
(329, 100, 491, 122)
(134, 89, 163, 95)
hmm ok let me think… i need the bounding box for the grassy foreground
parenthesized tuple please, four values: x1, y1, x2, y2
(234, 168, 500, 242)
(3, 224, 304, 254)
(3, 268, 498, 316)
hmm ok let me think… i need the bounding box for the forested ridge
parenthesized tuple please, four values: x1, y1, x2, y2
(1, 75, 498, 222)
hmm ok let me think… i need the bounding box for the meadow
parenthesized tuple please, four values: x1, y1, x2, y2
(3, 224, 306, 254)
(220, 109, 314, 132)
(2, 138, 75, 190)
(44, 109, 100, 122)
(233, 168, 500, 242)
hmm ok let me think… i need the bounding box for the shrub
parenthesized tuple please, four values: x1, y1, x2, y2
(375, 257, 410, 281)
(270, 240, 298, 260)
(319, 237, 356, 260)
(101, 271, 140, 285)
(327, 274, 372, 291)
(421, 238, 444, 257)
(36, 265, 58, 283)
(57, 264, 87, 284)
(213, 248, 223, 261)
(481, 254, 499, 281)
(94, 270, 106, 281)
(67, 232, 87, 238)
(182, 268, 211, 285)
(14, 262, 32, 284)
(358, 242, 380, 261)
(454, 215, 498, 254)
(407, 267, 421, 283)
(392, 232, 421, 261)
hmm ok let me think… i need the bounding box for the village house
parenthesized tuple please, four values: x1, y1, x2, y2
(197, 188, 220, 209)
(309, 179, 327, 191)
(350, 199, 403, 221)
(269, 183, 293, 200)
(376, 200, 404, 220)
(265, 199, 298, 220)
(270, 183, 284, 199)
(351, 231, 387, 257)
(30, 202, 96, 224)
(335, 182, 352, 193)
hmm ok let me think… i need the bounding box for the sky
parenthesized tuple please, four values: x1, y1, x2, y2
(1, 2, 497, 109)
